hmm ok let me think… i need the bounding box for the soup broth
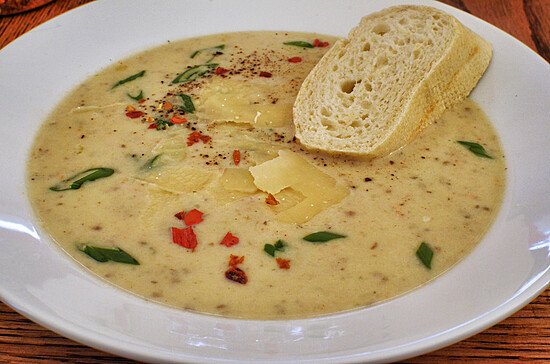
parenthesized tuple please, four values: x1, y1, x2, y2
(27, 31, 505, 319)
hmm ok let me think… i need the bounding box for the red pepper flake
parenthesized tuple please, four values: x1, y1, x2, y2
(259, 71, 272, 78)
(313, 38, 329, 48)
(233, 149, 241, 166)
(171, 226, 198, 250)
(148, 123, 158, 129)
(183, 209, 204, 226)
(265, 193, 279, 206)
(228, 254, 244, 266)
(225, 266, 248, 284)
(220, 232, 239, 247)
(171, 116, 187, 124)
(174, 211, 186, 220)
(276, 258, 291, 269)
(216, 67, 230, 75)
(126, 111, 143, 119)
(138, 99, 146, 104)
(187, 131, 211, 146)
(288, 57, 302, 63)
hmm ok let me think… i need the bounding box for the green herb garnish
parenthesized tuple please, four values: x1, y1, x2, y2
(49, 168, 114, 191)
(172, 63, 218, 84)
(127, 90, 144, 101)
(111, 70, 145, 89)
(178, 93, 195, 113)
(142, 154, 162, 169)
(303, 231, 346, 243)
(190, 44, 225, 59)
(264, 240, 286, 257)
(283, 41, 315, 48)
(416, 242, 434, 269)
(153, 118, 173, 130)
(78, 244, 139, 265)
(457, 141, 493, 159)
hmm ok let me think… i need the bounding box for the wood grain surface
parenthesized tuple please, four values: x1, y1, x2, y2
(1, 0, 549, 362)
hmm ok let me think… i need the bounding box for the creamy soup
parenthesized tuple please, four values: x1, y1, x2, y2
(27, 31, 505, 319)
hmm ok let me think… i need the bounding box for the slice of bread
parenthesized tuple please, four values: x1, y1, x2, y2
(293, 5, 492, 157)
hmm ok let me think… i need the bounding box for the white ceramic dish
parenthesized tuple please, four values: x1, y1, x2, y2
(1, 0, 549, 362)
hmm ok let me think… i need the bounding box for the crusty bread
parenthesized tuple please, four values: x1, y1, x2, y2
(293, 5, 492, 157)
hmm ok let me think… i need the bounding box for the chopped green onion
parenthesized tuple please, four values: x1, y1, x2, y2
(264, 240, 286, 257)
(142, 154, 162, 169)
(111, 70, 145, 89)
(49, 168, 114, 191)
(172, 63, 218, 84)
(178, 93, 195, 113)
(190, 44, 225, 59)
(274, 240, 284, 250)
(416, 242, 434, 269)
(264, 244, 276, 257)
(78, 244, 139, 265)
(457, 141, 493, 159)
(152, 118, 173, 130)
(303, 231, 346, 243)
(127, 90, 144, 101)
(283, 41, 315, 48)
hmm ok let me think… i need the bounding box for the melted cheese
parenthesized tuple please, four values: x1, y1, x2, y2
(198, 77, 292, 127)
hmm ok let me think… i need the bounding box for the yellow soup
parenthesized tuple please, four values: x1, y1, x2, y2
(27, 31, 505, 319)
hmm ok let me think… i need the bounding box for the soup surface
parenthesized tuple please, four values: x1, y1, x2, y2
(27, 31, 506, 319)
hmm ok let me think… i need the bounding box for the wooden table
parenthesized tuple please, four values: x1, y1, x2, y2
(1, 0, 549, 362)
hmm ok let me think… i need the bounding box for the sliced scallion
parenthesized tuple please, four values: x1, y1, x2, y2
(178, 93, 195, 113)
(172, 63, 218, 84)
(153, 118, 173, 130)
(264, 240, 286, 257)
(142, 154, 162, 169)
(283, 41, 315, 48)
(111, 70, 145, 89)
(78, 244, 139, 265)
(457, 141, 493, 159)
(127, 90, 144, 101)
(190, 44, 225, 59)
(303, 231, 346, 243)
(49, 168, 114, 191)
(416, 242, 434, 269)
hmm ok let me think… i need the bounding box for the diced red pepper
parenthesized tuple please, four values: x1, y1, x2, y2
(288, 57, 302, 63)
(220, 232, 239, 247)
(126, 111, 144, 119)
(187, 132, 201, 145)
(276, 258, 291, 269)
(228, 254, 244, 266)
(183, 209, 204, 226)
(187, 131, 211, 146)
(171, 116, 187, 124)
(216, 67, 230, 75)
(225, 266, 248, 284)
(265, 193, 279, 206)
(233, 150, 241, 166)
(171, 226, 198, 250)
(313, 38, 329, 48)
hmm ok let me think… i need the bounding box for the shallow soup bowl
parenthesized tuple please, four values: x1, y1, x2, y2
(1, 0, 549, 363)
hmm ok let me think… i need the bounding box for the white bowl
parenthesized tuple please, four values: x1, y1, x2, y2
(1, 0, 549, 362)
